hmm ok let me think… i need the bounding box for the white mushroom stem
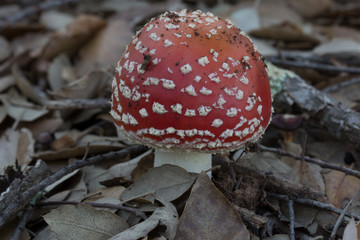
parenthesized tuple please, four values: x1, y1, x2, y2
(154, 149, 212, 174)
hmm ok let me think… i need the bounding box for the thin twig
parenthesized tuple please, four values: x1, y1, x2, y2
(235, 176, 242, 191)
(0, 0, 89, 30)
(45, 99, 110, 110)
(0, 144, 147, 230)
(266, 192, 296, 239)
(294, 198, 360, 221)
(268, 57, 360, 74)
(258, 145, 360, 179)
(37, 201, 147, 220)
(322, 76, 360, 93)
(288, 200, 295, 240)
(267, 192, 360, 221)
(10, 209, 33, 240)
(330, 189, 360, 240)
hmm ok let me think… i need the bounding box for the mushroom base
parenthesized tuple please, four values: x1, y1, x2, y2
(154, 149, 212, 175)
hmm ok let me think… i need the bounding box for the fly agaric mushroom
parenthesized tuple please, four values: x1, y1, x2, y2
(110, 9, 272, 174)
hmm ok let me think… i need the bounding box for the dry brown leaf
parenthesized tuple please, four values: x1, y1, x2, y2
(53, 70, 111, 99)
(259, 1, 302, 27)
(47, 54, 73, 92)
(10, 32, 49, 58)
(40, 14, 106, 60)
(45, 190, 72, 203)
(306, 140, 359, 166)
(0, 88, 48, 122)
(83, 165, 113, 193)
(108, 149, 152, 181)
(283, 0, 333, 18)
(131, 151, 154, 180)
(324, 170, 360, 211)
(282, 142, 325, 192)
(250, 22, 320, 49)
(19, 117, 63, 139)
(121, 164, 197, 203)
(314, 25, 360, 42)
(313, 38, 360, 57)
(238, 151, 293, 180)
(0, 128, 18, 175)
(33, 226, 57, 240)
(331, 81, 360, 109)
(33, 144, 124, 161)
(175, 172, 250, 240)
(66, 176, 88, 202)
(12, 64, 47, 105)
(280, 202, 318, 229)
(85, 186, 126, 202)
(50, 134, 76, 151)
(75, 19, 133, 76)
(44, 204, 129, 240)
(292, 161, 325, 192)
(16, 128, 34, 168)
(314, 210, 338, 234)
(0, 75, 15, 93)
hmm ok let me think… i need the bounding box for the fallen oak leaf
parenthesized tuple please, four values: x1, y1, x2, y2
(43, 204, 129, 240)
(175, 172, 250, 240)
(324, 170, 360, 210)
(120, 164, 197, 203)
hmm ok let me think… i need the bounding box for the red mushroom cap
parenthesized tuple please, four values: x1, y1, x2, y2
(111, 9, 272, 153)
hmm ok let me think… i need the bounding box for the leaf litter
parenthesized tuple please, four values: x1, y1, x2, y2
(175, 172, 250, 240)
(0, 0, 360, 239)
(43, 204, 129, 240)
